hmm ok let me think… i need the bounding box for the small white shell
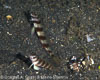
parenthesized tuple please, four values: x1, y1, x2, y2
(90, 58, 94, 65)
(82, 61, 86, 65)
(86, 34, 95, 42)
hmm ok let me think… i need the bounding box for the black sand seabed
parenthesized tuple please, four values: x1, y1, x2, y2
(0, 0, 100, 80)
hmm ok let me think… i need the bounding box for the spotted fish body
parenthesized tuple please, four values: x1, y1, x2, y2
(29, 54, 55, 70)
(28, 13, 60, 65)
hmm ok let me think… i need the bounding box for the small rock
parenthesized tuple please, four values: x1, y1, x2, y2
(52, 19, 56, 23)
(6, 15, 13, 20)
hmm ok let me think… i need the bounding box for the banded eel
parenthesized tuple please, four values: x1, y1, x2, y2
(16, 53, 56, 71)
(29, 54, 58, 71)
(25, 12, 61, 65)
